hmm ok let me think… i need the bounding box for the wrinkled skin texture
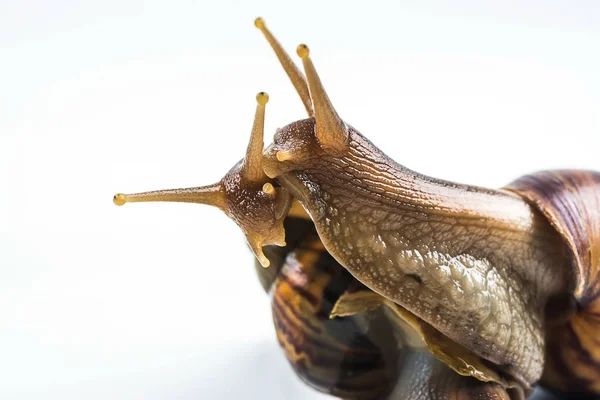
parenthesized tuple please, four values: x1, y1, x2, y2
(221, 160, 292, 266)
(263, 118, 570, 386)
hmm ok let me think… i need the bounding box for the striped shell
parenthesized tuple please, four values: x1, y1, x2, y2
(506, 170, 600, 394)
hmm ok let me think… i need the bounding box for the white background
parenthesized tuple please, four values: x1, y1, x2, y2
(1, 1, 599, 399)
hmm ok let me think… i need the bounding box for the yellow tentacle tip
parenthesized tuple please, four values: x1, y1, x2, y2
(254, 17, 266, 30)
(262, 182, 275, 195)
(255, 246, 271, 268)
(247, 233, 271, 268)
(296, 44, 310, 59)
(113, 193, 127, 206)
(259, 256, 270, 268)
(256, 91, 269, 106)
(276, 150, 293, 162)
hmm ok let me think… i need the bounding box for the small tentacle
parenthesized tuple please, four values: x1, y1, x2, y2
(242, 92, 269, 183)
(113, 184, 224, 208)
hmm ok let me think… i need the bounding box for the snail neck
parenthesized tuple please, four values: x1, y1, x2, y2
(279, 131, 569, 303)
(291, 130, 565, 267)
(276, 128, 569, 384)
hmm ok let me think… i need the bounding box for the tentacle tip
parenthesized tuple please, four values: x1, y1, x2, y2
(262, 182, 275, 195)
(113, 193, 127, 206)
(256, 91, 269, 106)
(247, 236, 271, 268)
(276, 150, 294, 162)
(255, 248, 271, 268)
(254, 17, 265, 30)
(260, 258, 271, 268)
(296, 44, 310, 59)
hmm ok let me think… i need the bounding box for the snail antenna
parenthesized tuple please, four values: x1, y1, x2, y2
(296, 44, 348, 153)
(254, 18, 314, 117)
(113, 183, 224, 208)
(242, 92, 269, 183)
(247, 232, 271, 268)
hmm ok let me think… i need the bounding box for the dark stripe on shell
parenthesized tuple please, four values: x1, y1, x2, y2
(506, 170, 600, 394)
(270, 233, 398, 399)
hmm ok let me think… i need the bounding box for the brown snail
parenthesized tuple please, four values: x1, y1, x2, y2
(113, 18, 600, 400)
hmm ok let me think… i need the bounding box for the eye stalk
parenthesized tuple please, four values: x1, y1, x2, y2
(112, 184, 225, 208)
(254, 18, 348, 155)
(113, 92, 292, 268)
(242, 91, 269, 183)
(254, 18, 314, 117)
(296, 44, 348, 154)
(262, 182, 275, 195)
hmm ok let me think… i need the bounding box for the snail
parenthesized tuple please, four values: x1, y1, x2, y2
(113, 18, 600, 400)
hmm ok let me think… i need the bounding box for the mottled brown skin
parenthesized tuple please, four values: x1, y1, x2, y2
(220, 159, 293, 266)
(263, 118, 570, 386)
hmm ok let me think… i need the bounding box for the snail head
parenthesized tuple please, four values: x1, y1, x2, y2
(114, 18, 362, 267)
(113, 92, 292, 268)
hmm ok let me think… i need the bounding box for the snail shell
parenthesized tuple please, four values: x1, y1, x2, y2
(266, 217, 399, 399)
(507, 170, 600, 394)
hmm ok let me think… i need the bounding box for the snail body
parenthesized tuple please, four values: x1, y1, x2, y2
(264, 118, 568, 387)
(260, 215, 519, 399)
(114, 19, 599, 399)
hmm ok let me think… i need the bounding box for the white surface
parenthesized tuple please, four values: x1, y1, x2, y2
(1, 1, 599, 399)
